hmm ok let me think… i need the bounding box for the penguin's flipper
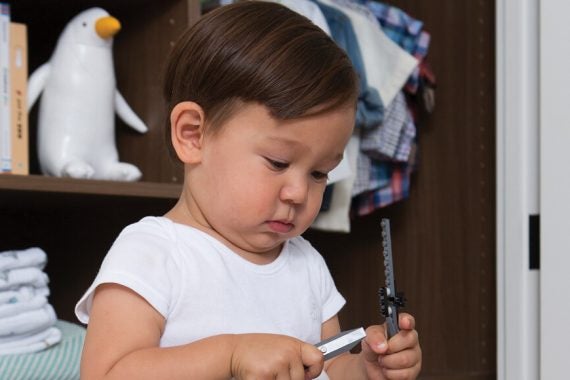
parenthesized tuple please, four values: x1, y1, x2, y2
(115, 91, 148, 133)
(27, 63, 51, 110)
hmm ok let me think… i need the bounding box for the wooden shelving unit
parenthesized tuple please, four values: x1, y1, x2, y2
(0, 0, 200, 321)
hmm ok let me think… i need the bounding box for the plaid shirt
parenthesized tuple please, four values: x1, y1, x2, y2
(353, 92, 416, 197)
(351, 160, 413, 216)
(360, 91, 414, 161)
(361, 1, 431, 94)
(351, 1, 432, 214)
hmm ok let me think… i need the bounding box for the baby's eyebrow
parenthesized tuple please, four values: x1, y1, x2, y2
(261, 136, 307, 154)
(263, 136, 345, 164)
(263, 136, 300, 148)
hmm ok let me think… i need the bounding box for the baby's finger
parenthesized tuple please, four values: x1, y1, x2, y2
(301, 343, 324, 378)
(380, 343, 421, 370)
(387, 328, 419, 354)
(287, 360, 306, 380)
(380, 362, 422, 380)
(398, 313, 415, 330)
(362, 325, 388, 357)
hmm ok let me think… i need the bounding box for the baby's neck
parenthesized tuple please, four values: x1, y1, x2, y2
(164, 201, 284, 265)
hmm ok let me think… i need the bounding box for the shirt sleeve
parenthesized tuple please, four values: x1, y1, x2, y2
(294, 237, 346, 323)
(75, 219, 177, 324)
(316, 252, 346, 323)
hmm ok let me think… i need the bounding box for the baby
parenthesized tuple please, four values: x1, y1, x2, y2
(75, 2, 421, 379)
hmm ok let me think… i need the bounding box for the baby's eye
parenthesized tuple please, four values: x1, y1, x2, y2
(265, 158, 289, 171)
(311, 171, 329, 181)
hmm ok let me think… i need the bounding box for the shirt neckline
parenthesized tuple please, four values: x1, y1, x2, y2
(156, 216, 290, 275)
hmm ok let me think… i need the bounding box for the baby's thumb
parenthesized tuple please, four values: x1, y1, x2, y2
(301, 343, 325, 379)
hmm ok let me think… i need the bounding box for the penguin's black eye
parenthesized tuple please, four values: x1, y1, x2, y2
(82, 22, 87, 27)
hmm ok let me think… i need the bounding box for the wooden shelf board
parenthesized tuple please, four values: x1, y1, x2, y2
(0, 174, 181, 199)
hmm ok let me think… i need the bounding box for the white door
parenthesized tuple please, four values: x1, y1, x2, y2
(498, 0, 570, 379)
(539, 0, 570, 378)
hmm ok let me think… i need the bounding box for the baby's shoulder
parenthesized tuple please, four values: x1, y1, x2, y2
(114, 216, 176, 249)
(114, 216, 219, 259)
(101, 217, 178, 267)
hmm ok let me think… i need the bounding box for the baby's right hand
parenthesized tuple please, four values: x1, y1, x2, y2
(230, 333, 324, 380)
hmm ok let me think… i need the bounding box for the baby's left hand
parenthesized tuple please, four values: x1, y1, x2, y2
(359, 313, 421, 380)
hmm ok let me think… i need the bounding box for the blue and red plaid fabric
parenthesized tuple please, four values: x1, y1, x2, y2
(361, 1, 431, 94)
(351, 161, 413, 216)
(350, 1, 434, 215)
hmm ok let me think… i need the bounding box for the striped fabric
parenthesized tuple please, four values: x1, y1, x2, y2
(0, 320, 85, 380)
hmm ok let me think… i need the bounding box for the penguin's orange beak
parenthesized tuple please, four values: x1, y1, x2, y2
(95, 16, 121, 39)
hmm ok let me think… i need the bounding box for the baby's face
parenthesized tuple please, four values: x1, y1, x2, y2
(190, 102, 355, 263)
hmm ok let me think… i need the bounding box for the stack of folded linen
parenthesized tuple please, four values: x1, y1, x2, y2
(0, 248, 61, 356)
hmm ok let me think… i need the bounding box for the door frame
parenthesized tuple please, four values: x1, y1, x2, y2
(496, 0, 540, 379)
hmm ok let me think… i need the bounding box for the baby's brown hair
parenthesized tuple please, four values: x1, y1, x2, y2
(163, 1, 358, 144)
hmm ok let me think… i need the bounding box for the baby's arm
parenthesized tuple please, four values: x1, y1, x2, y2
(81, 283, 324, 380)
(324, 314, 421, 380)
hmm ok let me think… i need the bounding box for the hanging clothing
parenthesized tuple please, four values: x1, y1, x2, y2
(353, 92, 416, 197)
(310, 0, 417, 232)
(350, 1, 436, 217)
(318, 0, 418, 107)
(314, 0, 384, 130)
(351, 160, 413, 216)
(360, 91, 415, 162)
(312, 0, 384, 230)
(361, 0, 431, 94)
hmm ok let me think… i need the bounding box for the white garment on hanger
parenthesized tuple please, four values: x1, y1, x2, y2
(319, 0, 418, 106)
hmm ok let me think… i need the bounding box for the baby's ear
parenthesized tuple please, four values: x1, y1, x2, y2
(170, 101, 205, 164)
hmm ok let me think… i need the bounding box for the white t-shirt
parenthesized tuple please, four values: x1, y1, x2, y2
(75, 217, 345, 376)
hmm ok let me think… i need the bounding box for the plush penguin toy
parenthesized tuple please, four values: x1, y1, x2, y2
(27, 7, 148, 181)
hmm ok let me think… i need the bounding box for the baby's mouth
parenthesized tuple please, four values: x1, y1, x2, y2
(267, 220, 294, 233)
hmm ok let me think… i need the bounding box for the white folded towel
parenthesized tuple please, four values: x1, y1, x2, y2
(0, 248, 47, 272)
(0, 267, 49, 291)
(0, 294, 48, 319)
(0, 304, 57, 337)
(0, 286, 50, 305)
(0, 326, 61, 356)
